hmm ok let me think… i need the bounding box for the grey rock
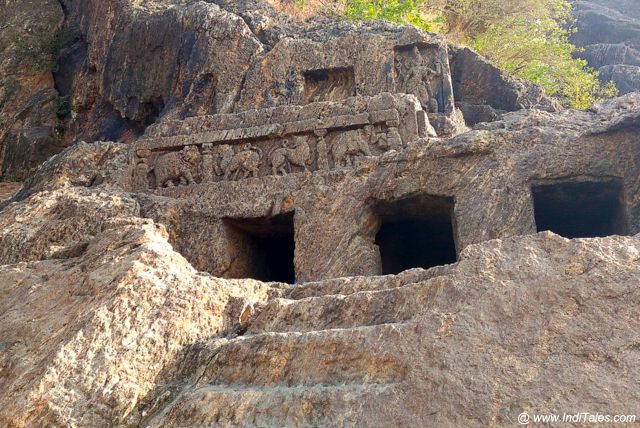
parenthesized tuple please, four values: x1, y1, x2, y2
(599, 64, 640, 94)
(573, 0, 640, 93)
(448, 46, 559, 125)
(580, 43, 640, 69)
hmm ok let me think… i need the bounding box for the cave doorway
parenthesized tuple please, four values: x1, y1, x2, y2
(224, 212, 296, 283)
(374, 194, 458, 275)
(532, 179, 628, 238)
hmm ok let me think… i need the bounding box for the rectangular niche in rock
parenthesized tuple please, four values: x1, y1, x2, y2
(532, 179, 629, 238)
(374, 194, 458, 275)
(394, 43, 445, 114)
(223, 212, 296, 283)
(303, 67, 356, 104)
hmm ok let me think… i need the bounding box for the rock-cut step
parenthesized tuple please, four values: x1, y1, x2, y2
(248, 276, 450, 334)
(198, 323, 411, 389)
(154, 383, 400, 428)
(287, 265, 453, 300)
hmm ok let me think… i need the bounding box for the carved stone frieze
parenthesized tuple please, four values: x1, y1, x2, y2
(131, 94, 427, 189)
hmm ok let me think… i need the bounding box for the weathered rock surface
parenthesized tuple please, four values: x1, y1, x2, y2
(0, 186, 284, 427)
(448, 46, 559, 126)
(1, 0, 557, 177)
(150, 231, 640, 427)
(1, 2, 639, 426)
(0, 0, 66, 178)
(573, 0, 640, 93)
(0, 186, 138, 264)
(1, 0, 269, 178)
(0, 94, 638, 426)
(6, 141, 131, 204)
(129, 93, 640, 283)
(1, 181, 639, 426)
(0, 182, 20, 202)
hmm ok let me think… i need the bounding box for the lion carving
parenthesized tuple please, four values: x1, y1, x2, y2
(224, 144, 263, 180)
(270, 136, 312, 176)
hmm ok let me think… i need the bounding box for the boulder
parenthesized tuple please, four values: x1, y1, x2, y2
(448, 46, 559, 125)
(0, 186, 282, 427)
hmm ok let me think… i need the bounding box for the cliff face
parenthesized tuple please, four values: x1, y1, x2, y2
(1, 2, 640, 427)
(0, 0, 552, 178)
(3, 0, 639, 179)
(0, 0, 268, 178)
(0, 90, 639, 425)
(573, 0, 640, 93)
(0, 0, 65, 179)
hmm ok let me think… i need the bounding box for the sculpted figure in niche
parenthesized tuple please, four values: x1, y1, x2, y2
(224, 143, 263, 180)
(200, 143, 215, 183)
(150, 145, 199, 188)
(216, 144, 235, 176)
(314, 128, 330, 171)
(331, 126, 373, 168)
(270, 136, 312, 176)
(385, 120, 403, 150)
(132, 149, 152, 190)
(404, 46, 441, 113)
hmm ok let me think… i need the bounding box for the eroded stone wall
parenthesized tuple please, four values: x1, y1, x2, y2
(133, 95, 640, 283)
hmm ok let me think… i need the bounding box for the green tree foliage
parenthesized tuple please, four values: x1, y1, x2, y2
(471, 22, 617, 109)
(435, 0, 572, 39)
(323, 0, 618, 108)
(446, 0, 618, 108)
(342, 0, 433, 30)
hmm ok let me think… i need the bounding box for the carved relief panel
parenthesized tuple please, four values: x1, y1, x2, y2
(394, 44, 446, 114)
(132, 95, 416, 190)
(133, 135, 316, 190)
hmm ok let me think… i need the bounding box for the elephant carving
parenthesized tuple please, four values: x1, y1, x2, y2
(331, 126, 373, 168)
(150, 146, 200, 188)
(270, 136, 312, 176)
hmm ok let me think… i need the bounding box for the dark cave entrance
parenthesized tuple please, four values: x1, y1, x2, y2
(532, 179, 628, 238)
(374, 195, 458, 275)
(224, 212, 296, 283)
